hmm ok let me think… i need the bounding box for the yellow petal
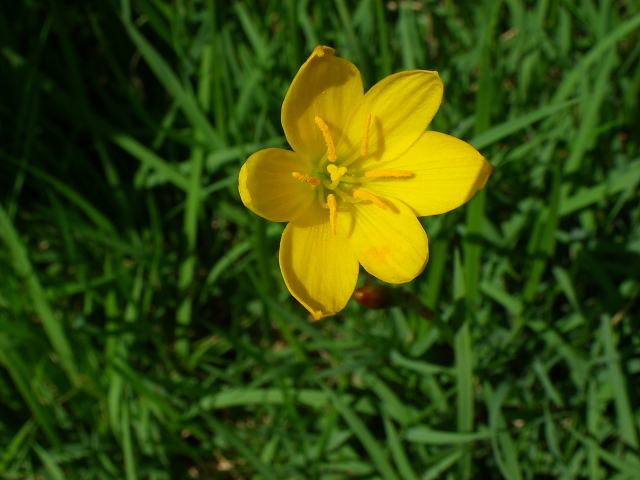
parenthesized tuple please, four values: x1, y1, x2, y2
(279, 202, 360, 320)
(363, 132, 494, 217)
(282, 46, 364, 161)
(338, 70, 443, 163)
(340, 197, 428, 284)
(239, 148, 316, 222)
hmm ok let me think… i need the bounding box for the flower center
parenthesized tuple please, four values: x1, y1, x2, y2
(327, 164, 347, 187)
(291, 114, 414, 235)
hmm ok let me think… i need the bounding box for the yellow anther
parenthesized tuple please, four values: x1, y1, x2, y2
(292, 172, 321, 186)
(353, 189, 388, 210)
(314, 116, 337, 163)
(327, 164, 347, 183)
(327, 193, 338, 235)
(364, 170, 413, 179)
(361, 113, 372, 157)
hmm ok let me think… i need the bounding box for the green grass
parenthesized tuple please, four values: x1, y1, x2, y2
(1, 0, 639, 478)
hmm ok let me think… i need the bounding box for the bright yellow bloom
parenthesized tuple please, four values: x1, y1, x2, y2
(239, 46, 493, 320)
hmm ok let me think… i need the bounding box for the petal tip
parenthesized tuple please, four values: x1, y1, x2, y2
(312, 45, 335, 58)
(310, 309, 334, 321)
(477, 159, 495, 190)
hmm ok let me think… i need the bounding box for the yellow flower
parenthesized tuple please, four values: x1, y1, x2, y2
(239, 46, 493, 320)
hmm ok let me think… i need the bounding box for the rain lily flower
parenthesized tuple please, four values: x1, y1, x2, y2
(239, 46, 493, 320)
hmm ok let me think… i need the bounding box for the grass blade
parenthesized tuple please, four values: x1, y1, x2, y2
(0, 206, 79, 384)
(323, 384, 401, 480)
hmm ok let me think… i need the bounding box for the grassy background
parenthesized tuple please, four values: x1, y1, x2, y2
(1, 0, 640, 478)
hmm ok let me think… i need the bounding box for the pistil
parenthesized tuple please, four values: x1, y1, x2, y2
(327, 164, 347, 188)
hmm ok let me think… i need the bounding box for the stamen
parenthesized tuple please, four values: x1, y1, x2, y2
(327, 193, 337, 235)
(365, 170, 413, 179)
(353, 189, 388, 210)
(361, 113, 372, 157)
(292, 172, 321, 186)
(314, 116, 337, 163)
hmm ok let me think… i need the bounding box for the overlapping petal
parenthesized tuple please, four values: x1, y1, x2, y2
(279, 202, 360, 320)
(239, 148, 316, 222)
(337, 70, 443, 163)
(339, 196, 428, 284)
(282, 46, 364, 161)
(361, 132, 494, 217)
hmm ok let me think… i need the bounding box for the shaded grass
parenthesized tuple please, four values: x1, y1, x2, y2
(1, 0, 639, 479)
